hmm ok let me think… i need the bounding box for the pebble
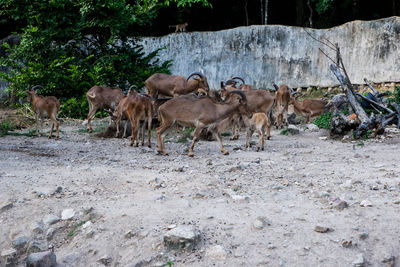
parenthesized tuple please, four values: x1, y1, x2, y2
(26, 251, 57, 267)
(163, 225, 199, 251)
(332, 198, 349, 210)
(46, 228, 56, 240)
(1, 248, 17, 265)
(359, 232, 368, 240)
(360, 200, 373, 207)
(382, 254, 395, 267)
(12, 235, 29, 250)
(98, 254, 112, 265)
(253, 217, 271, 230)
(43, 214, 60, 225)
(31, 222, 44, 234)
(61, 209, 75, 220)
(0, 200, 13, 213)
(205, 245, 227, 261)
(352, 253, 364, 267)
(314, 226, 332, 233)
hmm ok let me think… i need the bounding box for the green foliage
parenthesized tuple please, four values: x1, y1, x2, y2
(176, 127, 194, 143)
(312, 0, 334, 14)
(313, 112, 332, 130)
(387, 86, 400, 108)
(0, 120, 12, 136)
(0, 0, 219, 117)
(59, 95, 88, 119)
(280, 126, 288, 136)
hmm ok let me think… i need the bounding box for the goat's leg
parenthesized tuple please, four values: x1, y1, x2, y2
(306, 114, 310, 124)
(34, 113, 40, 136)
(86, 107, 97, 133)
(115, 118, 121, 138)
(129, 114, 137, 146)
(156, 121, 172, 155)
(39, 117, 44, 137)
(147, 113, 152, 148)
(256, 129, 263, 152)
(216, 131, 229, 155)
(265, 115, 271, 140)
(49, 113, 59, 139)
(187, 126, 204, 157)
(122, 120, 128, 138)
(245, 128, 254, 149)
(141, 120, 145, 146)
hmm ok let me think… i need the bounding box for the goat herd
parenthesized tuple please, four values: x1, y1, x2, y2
(26, 72, 328, 157)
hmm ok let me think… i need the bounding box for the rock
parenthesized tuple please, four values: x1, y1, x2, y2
(46, 228, 56, 240)
(325, 94, 349, 112)
(43, 214, 60, 225)
(352, 253, 365, 267)
(163, 225, 199, 251)
(287, 125, 300, 135)
(1, 248, 17, 266)
(31, 221, 44, 234)
(0, 200, 13, 213)
(253, 217, 271, 230)
(83, 206, 94, 214)
(359, 232, 368, 240)
(332, 198, 349, 210)
(267, 243, 276, 249)
(26, 251, 57, 267)
(205, 245, 226, 261)
(382, 254, 395, 267)
(319, 136, 328, 140)
(342, 240, 352, 248)
(27, 240, 47, 254)
(12, 235, 29, 251)
(86, 229, 95, 238)
(306, 124, 320, 132)
(61, 208, 75, 220)
(360, 200, 373, 207)
(82, 221, 93, 229)
(98, 254, 112, 265)
(124, 230, 136, 239)
(314, 226, 332, 233)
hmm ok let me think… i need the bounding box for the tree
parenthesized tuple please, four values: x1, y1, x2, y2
(0, 0, 209, 116)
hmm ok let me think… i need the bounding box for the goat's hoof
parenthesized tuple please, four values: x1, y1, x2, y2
(148, 145, 152, 148)
(48, 136, 51, 139)
(130, 143, 134, 146)
(222, 151, 229, 155)
(256, 148, 260, 152)
(88, 129, 92, 133)
(188, 151, 194, 157)
(55, 137, 59, 140)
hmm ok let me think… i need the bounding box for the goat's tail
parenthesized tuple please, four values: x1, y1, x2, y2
(86, 92, 96, 100)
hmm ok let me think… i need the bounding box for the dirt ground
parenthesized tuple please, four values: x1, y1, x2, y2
(0, 116, 400, 267)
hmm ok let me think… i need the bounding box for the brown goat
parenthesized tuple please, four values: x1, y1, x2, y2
(26, 86, 60, 139)
(274, 84, 291, 128)
(245, 113, 268, 151)
(124, 90, 154, 147)
(289, 96, 328, 123)
(156, 91, 249, 157)
(220, 82, 275, 140)
(145, 72, 210, 98)
(86, 86, 125, 133)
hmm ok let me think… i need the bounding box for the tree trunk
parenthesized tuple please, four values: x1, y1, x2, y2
(307, 0, 313, 28)
(264, 0, 268, 25)
(296, 0, 305, 26)
(245, 0, 249, 26)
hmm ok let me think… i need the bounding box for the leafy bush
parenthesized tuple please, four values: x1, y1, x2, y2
(59, 95, 89, 119)
(387, 86, 400, 107)
(313, 112, 332, 130)
(0, 120, 12, 136)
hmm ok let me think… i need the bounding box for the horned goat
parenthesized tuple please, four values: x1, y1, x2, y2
(26, 86, 60, 139)
(145, 72, 210, 98)
(289, 92, 328, 123)
(156, 91, 249, 157)
(273, 83, 291, 129)
(85, 86, 125, 133)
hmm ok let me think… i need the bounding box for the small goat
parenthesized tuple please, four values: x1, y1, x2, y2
(156, 91, 249, 157)
(86, 86, 125, 133)
(26, 86, 60, 139)
(245, 113, 268, 151)
(273, 83, 291, 129)
(145, 72, 210, 98)
(289, 92, 328, 123)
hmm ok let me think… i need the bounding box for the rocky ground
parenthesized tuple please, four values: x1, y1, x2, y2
(0, 117, 400, 267)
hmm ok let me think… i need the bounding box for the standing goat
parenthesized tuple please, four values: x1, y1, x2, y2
(26, 86, 60, 139)
(112, 89, 154, 147)
(273, 83, 291, 129)
(156, 91, 249, 157)
(245, 113, 268, 151)
(145, 72, 210, 98)
(85, 86, 125, 133)
(220, 81, 275, 140)
(289, 92, 327, 123)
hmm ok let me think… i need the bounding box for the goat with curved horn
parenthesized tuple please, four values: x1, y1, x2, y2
(272, 82, 279, 91)
(186, 72, 204, 80)
(231, 77, 245, 86)
(31, 85, 44, 92)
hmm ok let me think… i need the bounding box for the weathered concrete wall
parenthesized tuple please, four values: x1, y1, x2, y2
(139, 17, 400, 89)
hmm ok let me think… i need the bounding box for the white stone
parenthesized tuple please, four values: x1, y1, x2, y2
(61, 209, 75, 220)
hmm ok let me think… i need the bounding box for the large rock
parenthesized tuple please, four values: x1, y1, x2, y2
(163, 225, 199, 251)
(1, 248, 17, 266)
(139, 17, 400, 89)
(26, 251, 57, 267)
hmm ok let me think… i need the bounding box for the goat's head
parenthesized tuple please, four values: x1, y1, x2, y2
(26, 85, 43, 102)
(187, 72, 210, 92)
(226, 90, 251, 117)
